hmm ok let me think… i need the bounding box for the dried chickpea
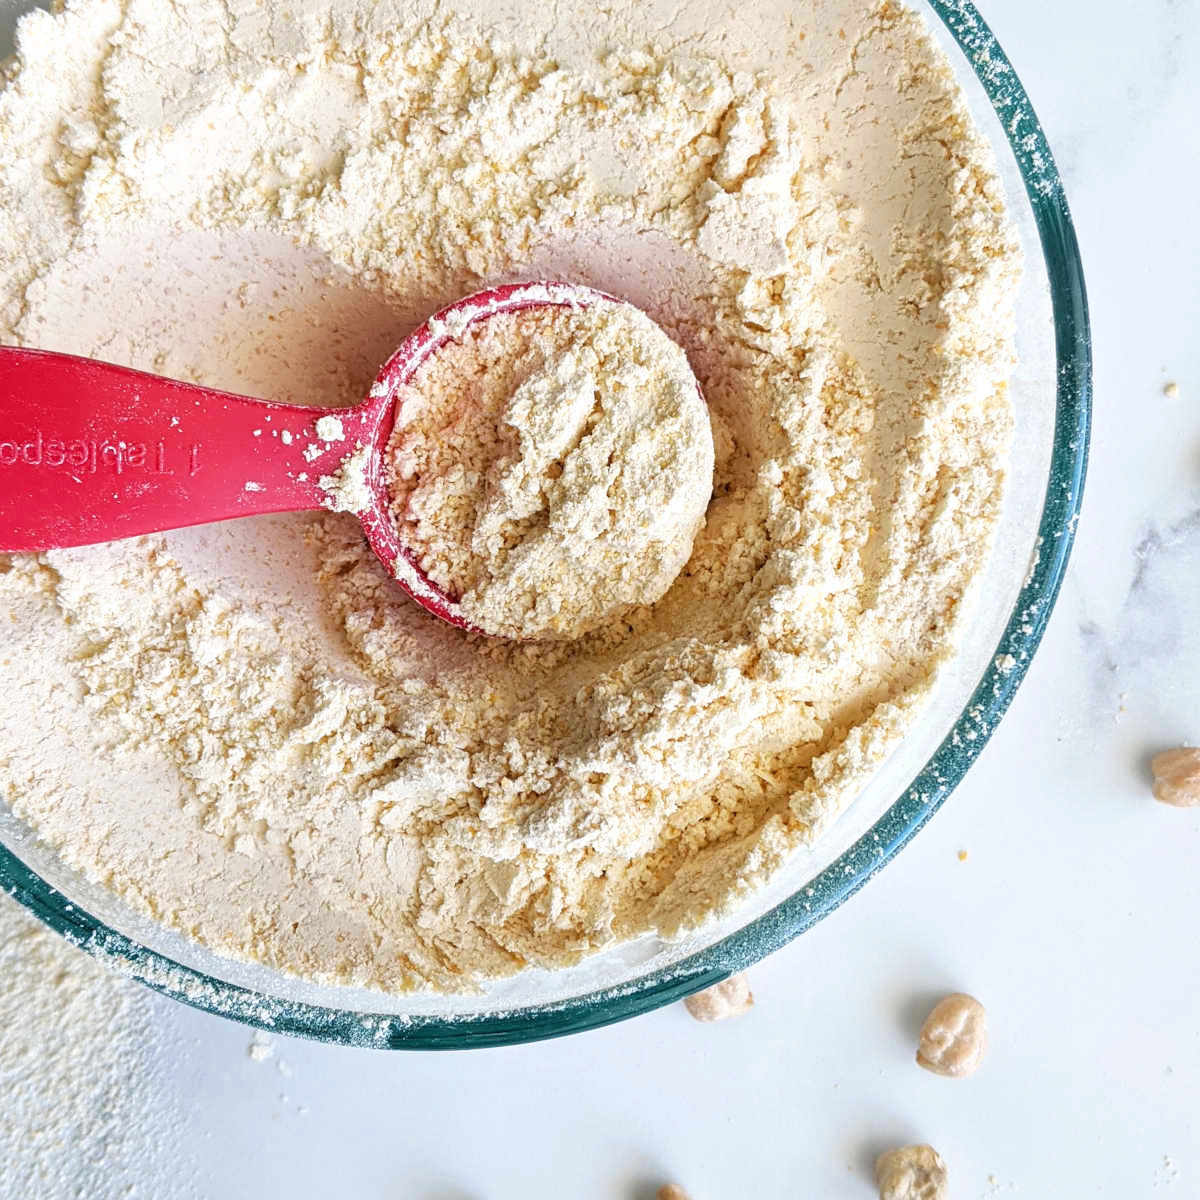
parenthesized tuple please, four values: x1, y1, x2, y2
(683, 972, 753, 1022)
(1151, 747, 1200, 807)
(875, 1144, 948, 1200)
(917, 992, 987, 1077)
(657, 1186, 691, 1200)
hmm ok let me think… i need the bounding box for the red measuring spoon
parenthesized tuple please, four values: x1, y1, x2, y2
(0, 281, 616, 632)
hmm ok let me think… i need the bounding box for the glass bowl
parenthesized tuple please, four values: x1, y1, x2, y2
(0, 0, 1090, 1048)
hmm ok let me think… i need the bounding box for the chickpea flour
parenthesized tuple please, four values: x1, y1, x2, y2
(0, 0, 1020, 991)
(386, 301, 714, 640)
(0, 895, 188, 1194)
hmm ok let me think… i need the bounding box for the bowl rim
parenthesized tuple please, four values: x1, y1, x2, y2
(0, 0, 1091, 1049)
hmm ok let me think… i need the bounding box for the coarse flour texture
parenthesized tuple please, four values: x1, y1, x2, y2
(0, 0, 1020, 991)
(387, 301, 715, 639)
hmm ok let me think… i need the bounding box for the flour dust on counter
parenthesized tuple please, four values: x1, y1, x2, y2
(0, 894, 192, 1199)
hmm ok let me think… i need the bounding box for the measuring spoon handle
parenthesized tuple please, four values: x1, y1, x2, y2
(0, 346, 371, 552)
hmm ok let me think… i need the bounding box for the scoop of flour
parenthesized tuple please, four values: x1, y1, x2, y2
(387, 301, 715, 639)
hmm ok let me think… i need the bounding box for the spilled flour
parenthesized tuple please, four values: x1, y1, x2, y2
(0, 893, 186, 1197)
(0, 0, 1020, 992)
(319, 444, 373, 516)
(386, 299, 714, 639)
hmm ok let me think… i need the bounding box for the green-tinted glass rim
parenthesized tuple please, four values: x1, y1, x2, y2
(0, 0, 1091, 1049)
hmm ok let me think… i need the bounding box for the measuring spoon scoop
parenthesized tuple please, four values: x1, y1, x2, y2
(0, 281, 628, 632)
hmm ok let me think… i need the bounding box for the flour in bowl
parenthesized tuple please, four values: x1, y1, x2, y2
(0, 0, 1020, 991)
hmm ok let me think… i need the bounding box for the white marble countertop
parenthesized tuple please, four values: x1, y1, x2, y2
(4, 0, 1198, 1196)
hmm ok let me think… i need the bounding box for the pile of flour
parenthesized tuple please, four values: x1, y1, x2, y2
(0, 0, 1020, 991)
(387, 300, 714, 639)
